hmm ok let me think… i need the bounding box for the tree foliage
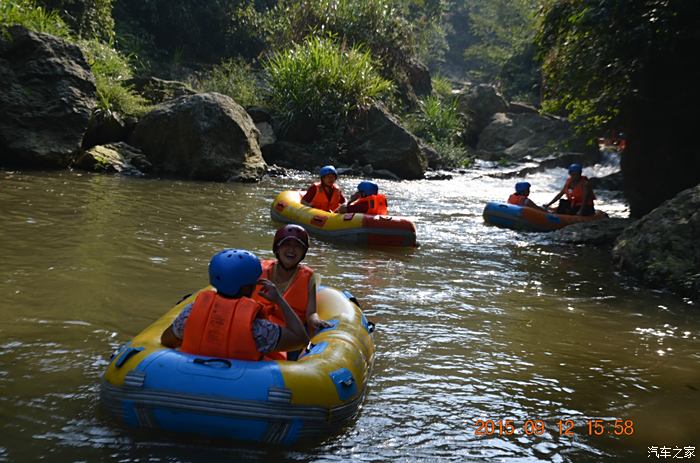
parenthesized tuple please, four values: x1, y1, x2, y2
(35, 0, 114, 41)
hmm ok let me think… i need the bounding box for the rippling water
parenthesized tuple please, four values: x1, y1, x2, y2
(0, 165, 697, 462)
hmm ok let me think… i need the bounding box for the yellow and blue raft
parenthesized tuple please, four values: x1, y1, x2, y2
(100, 286, 375, 445)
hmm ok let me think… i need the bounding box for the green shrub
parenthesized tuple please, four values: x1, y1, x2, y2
(430, 138, 472, 168)
(79, 38, 149, 116)
(264, 35, 393, 134)
(0, 0, 71, 38)
(431, 75, 454, 101)
(191, 58, 263, 107)
(406, 95, 460, 142)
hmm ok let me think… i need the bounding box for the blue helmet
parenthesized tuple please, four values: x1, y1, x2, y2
(319, 165, 337, 178)
(515, 181, 531, 194)
(208, 249, 262, 297)
(357, 180, 379, 196)
(568, 163, 583, 174)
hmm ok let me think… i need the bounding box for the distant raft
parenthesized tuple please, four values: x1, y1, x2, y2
(271, 190, 417, 247)
(483, 201, 608, 232)
(101, 286, 375, 445)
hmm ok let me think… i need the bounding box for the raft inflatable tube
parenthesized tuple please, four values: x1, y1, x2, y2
(271, 190, 417, 247)
(100, 286, 375, 445)
(483, 201, 608, 232)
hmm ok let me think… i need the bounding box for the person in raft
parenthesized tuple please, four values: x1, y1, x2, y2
(160, 249, 309, 361)
(507, 182, 548, 211)
(337, 180, 388, 215)
(254, 224, 331, 360)
(544, 163, 596, 216)
(300, 165, 346, 212)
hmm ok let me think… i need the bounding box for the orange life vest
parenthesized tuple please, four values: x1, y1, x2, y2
(564, 176, 595, 207)
(180, 290, 263, 361)
(309, 182, 342, 212)
(507, 193, 528, 206)
(351, 194, 388, 215)
(256, 259, 313, 326)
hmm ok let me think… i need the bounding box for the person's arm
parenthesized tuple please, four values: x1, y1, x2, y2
(300, 185, 316, 206)
(160, 302, 192, 347)
(257, 279, 309, 351)
(544, 186, 566, 209)
(525, 198, 548, 212)
(161, 325, 182, 347)
(305, 278, 331, 332)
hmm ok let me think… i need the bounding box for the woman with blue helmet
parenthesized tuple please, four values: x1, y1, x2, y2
(160, 249, 309, 360)
(507, 181, 548, 211)
(337, 180, 388, 215)
(300, 165, 346, 212)
(544, 163, 596, 215)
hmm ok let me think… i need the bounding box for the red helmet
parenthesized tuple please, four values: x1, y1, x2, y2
(273, 224, 309, 255)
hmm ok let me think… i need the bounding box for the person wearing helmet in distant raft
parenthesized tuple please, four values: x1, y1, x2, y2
(254, 225, 331, 360)
(300, 165, 346, 212)
(337, 181, 388, 215)
(507, 182, 548, 212)
(160, 249, 309, 361)
(544, 163, 596, 216)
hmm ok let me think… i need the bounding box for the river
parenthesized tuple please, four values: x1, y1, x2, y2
(0, 163, 697, 462)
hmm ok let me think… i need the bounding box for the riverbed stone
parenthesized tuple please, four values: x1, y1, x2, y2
(129, 92, 267, 182)
(0, 26, 96, 168)
(73, 142, 151, 175)
(612, 184, 700, 298)
(550, 218, 633, 245)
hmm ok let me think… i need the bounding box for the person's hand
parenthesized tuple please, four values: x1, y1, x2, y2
(257, 278, 282, 304)
(309, 313, 332, 331)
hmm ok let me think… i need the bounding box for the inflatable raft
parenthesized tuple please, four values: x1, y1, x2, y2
(483, 201, 608, 232)
(270, 190, 417, 247)
(101, 286, 375, 445)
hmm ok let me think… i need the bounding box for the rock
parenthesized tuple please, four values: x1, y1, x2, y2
(372, 169, 401, 181)
(550, 218, 633, 245)
(0, 26, 96, 168)
(425, 172, 453, 181)
(82, 109, 128, 149)
(456, 84, 508, 146)
(261, 141, 316, 170)
(476, 112, 597, 162)
(255, 121, 276, 148)
(419, 141, 443, 170)
(507, 101, 540, 114)
(590, 171, 624, 191)
(406, 59, 431, 97)
(345, 104, 427, 179)
(612, 184, 700, 298)
(125, 76, 195, 105)
(246, 106, 272, 123)
(73, 142, 151, 176)
(129, 92, 266, 182)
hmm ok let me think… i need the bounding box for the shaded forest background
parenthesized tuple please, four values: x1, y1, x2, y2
(3, 0, 700, 217)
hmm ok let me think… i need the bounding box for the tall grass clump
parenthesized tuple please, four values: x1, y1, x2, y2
(404, 80, 472, 167)
(264, 35, 393, 135)
(0, 0, 71, 38)
(79, 38, 149, 116)
(191, 57, 263, 107)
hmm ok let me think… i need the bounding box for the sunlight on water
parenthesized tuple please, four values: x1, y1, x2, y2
(0, 164, 698, 462)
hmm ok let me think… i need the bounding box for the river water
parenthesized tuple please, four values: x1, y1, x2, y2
(0, 163, 697, 462)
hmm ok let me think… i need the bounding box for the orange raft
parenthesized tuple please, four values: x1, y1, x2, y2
(271, 190, 417, 247)
(483, 201, 608, 232)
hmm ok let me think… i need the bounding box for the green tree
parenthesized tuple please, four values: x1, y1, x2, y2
(536, 0, 700, 216)
(35, 0, 114, 41)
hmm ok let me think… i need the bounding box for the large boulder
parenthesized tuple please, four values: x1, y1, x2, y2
(73, 142, 151, 176)
(0, 26, 96, 168)
(550, 218, 633, 246)
(129, 92, 267, 182)
(345, 104, 427, 179)
(456, 84, 508, 146)
(612, 184, 700, 298)
(476, 112, 597, 162)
